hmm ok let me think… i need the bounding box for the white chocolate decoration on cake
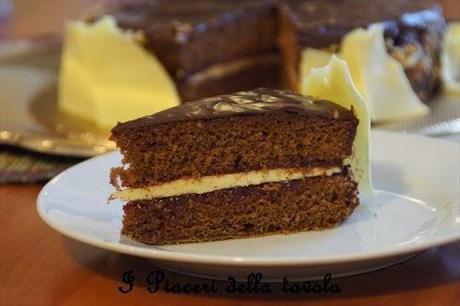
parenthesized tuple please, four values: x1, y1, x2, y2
(301, 56, 373, 195)
(441, 22, 460, 95)
(300, 48, 333, 82)
(342, 24, 429, 121)
(300, 24, 429, 122)
(58, 16, 180, 130)
(112, 166, 341, 201)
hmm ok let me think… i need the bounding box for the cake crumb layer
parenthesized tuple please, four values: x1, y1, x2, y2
(110, 88, 358, 189)
(121, 172, 358, 245)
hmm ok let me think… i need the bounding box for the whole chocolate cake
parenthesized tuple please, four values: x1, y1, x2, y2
(110, 88, 359, 244)
(89, 0, 445, 101)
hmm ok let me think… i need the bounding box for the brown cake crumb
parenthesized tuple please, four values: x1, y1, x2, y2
(112, 114, 356, 188)
(122, 171, 358, 245)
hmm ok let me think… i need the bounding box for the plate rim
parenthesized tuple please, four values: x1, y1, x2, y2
(36, 130, 460, 267)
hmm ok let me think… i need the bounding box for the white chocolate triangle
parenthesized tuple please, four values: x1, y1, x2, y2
(58, 16, 180, 129)
(302, 56, 373, 195)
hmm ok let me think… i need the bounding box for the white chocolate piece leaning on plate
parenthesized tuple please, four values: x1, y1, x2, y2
(441, 22, 460, 95)
(300, 24, 430, 122)
(58, 16, 180, 130)
(302, 56, 373, 196)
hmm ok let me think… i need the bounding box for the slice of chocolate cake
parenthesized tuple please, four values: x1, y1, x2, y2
(110, 88, 359, 245)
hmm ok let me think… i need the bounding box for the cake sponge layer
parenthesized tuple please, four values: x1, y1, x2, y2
(121, 171, 358, 245)
(111, 112, 357, 188)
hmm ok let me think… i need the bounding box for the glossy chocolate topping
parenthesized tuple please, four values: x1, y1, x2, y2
(92, 0, 275, 42)
(111, 88, 356, 133)
(93, 0, 443, 47)
(285, 0, 444, 48)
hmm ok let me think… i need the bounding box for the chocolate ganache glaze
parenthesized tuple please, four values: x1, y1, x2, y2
(92, 0, 444, 52)
(284, 0, 444, 48)
(111, 88, 356, 134)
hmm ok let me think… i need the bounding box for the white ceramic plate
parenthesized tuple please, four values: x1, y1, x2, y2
(37, 131, 460, 281)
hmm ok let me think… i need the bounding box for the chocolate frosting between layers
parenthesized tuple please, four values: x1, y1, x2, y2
(112, 88, 356, 134)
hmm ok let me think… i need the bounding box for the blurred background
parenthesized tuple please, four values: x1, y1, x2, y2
(0, 0, 459, 183)
(1, 0, 460, 39)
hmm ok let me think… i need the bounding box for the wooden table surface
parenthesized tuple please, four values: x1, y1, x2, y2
(1, 1, 460, 306)
(1, 186, 459, 306)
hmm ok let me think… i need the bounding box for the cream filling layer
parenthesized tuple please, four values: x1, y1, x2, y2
(112, 166, 341, 201)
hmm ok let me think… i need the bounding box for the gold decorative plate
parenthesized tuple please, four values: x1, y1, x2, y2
(1, 38, 115, 157)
